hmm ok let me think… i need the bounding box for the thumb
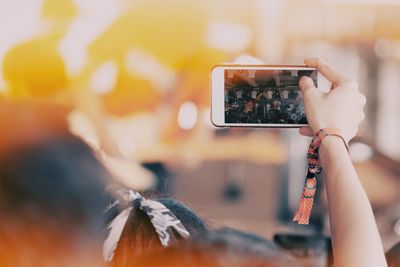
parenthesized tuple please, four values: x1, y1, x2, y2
(299, 76, 318, 95)
(299, 127, 315, 137)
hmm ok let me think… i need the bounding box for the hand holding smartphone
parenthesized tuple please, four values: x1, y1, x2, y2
(211, 65, 318, 128)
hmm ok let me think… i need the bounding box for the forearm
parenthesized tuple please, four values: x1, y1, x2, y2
(320, 137, 387, 267)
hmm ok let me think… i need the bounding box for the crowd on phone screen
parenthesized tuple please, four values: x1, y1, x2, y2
(0, 100, 398, 267)
(224, 86, 307, 125)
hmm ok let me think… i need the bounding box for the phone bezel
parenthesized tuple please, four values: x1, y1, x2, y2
(210, 64, 318, 128)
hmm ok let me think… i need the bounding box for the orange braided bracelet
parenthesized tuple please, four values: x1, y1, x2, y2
(293, 127, 348, 225)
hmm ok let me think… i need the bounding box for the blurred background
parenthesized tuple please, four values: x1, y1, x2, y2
(0, 0, 399, 251)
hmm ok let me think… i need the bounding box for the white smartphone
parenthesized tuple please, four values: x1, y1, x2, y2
(211, 65, 318, 128)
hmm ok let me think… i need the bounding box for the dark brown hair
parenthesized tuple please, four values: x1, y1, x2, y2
(110, 197, 208, 267)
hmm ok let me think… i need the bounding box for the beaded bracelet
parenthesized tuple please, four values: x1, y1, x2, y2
(293, 128, 349, 225)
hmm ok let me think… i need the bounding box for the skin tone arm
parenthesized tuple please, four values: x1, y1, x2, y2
(299, 58, 387, 267)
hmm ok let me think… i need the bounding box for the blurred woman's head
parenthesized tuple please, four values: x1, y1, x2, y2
(386, 242, 400, 267)
(0, 101, 112, 266)
(0, 135, 112, 266)
(205, 228, 297, 267)
(129, 228, 297, 267)
(104, 189, 208, 266)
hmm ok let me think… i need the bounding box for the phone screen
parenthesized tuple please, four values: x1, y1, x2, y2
(224, 69, 317, 125)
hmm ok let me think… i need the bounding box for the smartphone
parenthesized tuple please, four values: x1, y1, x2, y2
(211, 65, 318, 128)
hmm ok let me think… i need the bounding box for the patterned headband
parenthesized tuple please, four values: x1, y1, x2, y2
(103, 189, 190, 262)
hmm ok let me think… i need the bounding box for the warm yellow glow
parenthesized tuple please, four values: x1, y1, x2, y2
(205, 20, 252, 52)
(0, 0, 43, 90)
(125, 48, 175, 93)
(59, 0, 124, 76)
(3, 39, 67, 98)
(89, 61, 118, 94)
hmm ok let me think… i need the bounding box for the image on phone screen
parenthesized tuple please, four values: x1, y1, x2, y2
(224, 69, 317, 124)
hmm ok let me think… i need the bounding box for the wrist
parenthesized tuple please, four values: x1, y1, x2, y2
(316, 128, 349, 150)
(319, 136, 349, 167)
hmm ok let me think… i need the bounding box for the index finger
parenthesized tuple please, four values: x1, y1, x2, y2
(304, 58, 348, 86)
